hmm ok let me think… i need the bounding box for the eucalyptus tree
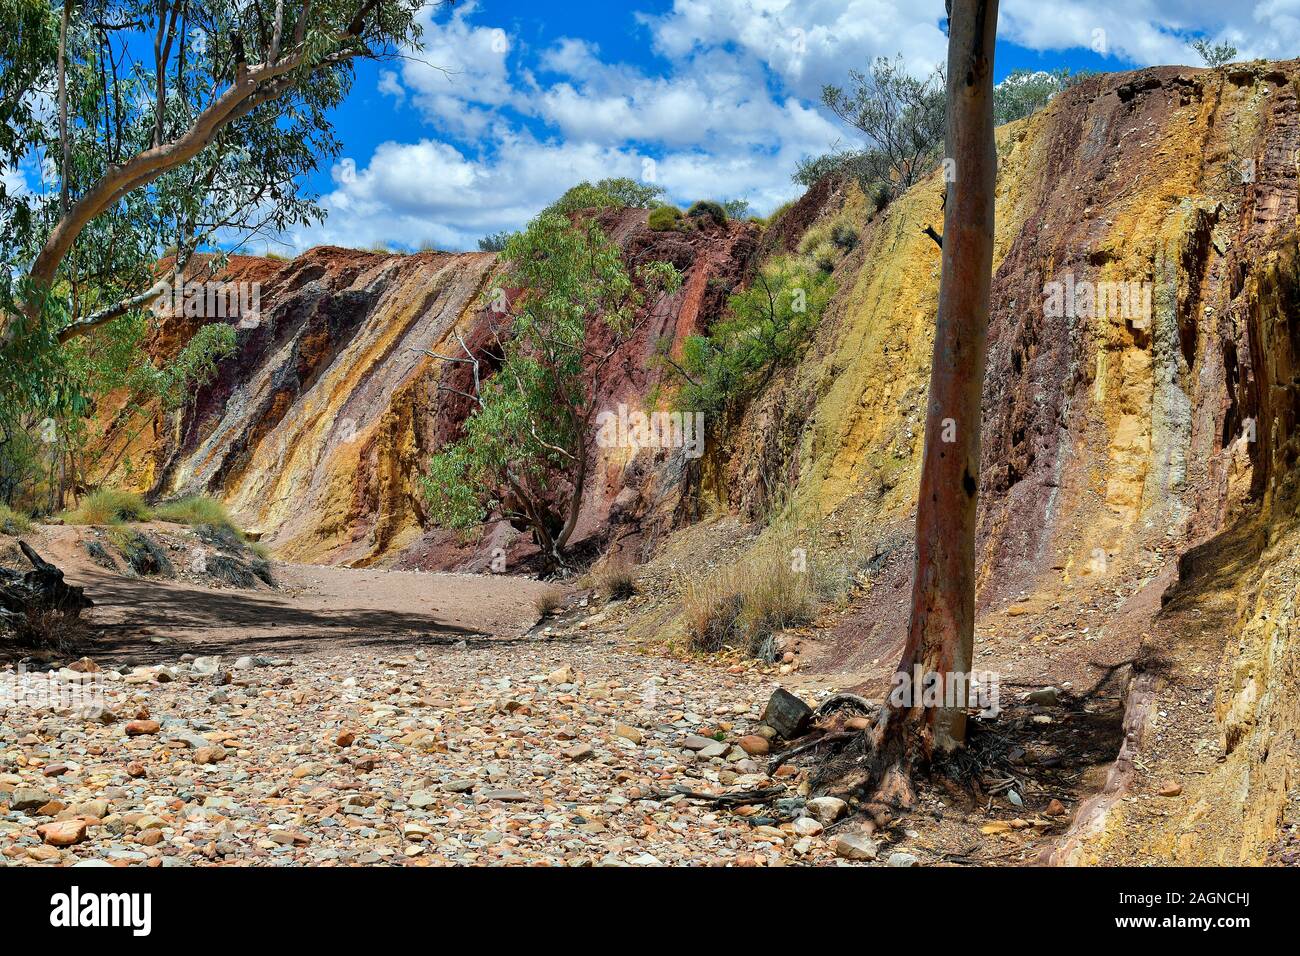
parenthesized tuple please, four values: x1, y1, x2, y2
(422, 212, 681, 567)
(0, 0, 427, 506)
(2, 0, 426, 344)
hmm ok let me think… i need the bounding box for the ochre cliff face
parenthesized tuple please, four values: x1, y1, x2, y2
(89, 59, 1300, 861)
(90, 211, 757, 568)
(707, 61, 1300, 863)
(711, 62, 1299, 652)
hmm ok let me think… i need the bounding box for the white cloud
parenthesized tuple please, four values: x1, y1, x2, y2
(294, 3, 863, 251)
(296, 0, 1300, 253)
(1, 165, 29, 197)
(394, 0, 519, 137)
(291, 136, 658, 252)
(999, 0, 1300, 66)
(377, 69, 405, 105)
(641, 0, 948, 95)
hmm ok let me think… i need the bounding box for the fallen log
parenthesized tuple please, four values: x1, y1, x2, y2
(0, 541, 93, 644)
(640, 784, 788, 807)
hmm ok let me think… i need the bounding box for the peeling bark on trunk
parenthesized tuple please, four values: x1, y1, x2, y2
(893, 0, 998, 756)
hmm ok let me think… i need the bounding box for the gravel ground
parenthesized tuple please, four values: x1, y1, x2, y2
(0, 637, 876, 867)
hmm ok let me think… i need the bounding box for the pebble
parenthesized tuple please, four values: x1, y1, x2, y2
(0, 642, 868, 867)
(1026, 686, 1060, 706)
(830, 833, 878, 860)
(38, 819, 88, 847)
(10, 786, 52, 811)
(805, 796, 848, 824)
(793, 816, 824, 836)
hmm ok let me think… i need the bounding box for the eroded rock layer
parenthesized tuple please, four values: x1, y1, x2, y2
(92, 60, 1300, 862)
(92, 211, 756, 568)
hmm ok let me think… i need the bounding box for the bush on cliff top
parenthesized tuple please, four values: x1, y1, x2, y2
(686, 200, 727, 227)
(544, 178, 667, 217)
(647, 204, 685, 231)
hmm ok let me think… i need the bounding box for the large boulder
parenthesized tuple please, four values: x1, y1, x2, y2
(761, 689, 812, 739)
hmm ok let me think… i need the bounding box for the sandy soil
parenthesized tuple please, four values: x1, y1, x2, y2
(9, 525, 555, 666)
(0, 519, 1208, 867)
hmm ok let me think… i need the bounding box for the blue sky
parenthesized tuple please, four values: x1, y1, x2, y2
(280, 0, 1289, 253)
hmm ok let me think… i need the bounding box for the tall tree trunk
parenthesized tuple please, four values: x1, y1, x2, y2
(57, 0, 72, 217)
(894, 0, 998, 755)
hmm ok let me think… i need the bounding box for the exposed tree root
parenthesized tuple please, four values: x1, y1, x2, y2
(810, 692, 878, 720)
(767, 730, 858, 776)
(783, 706, 1019, 827)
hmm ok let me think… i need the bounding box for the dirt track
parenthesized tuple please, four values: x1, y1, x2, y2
(15, 526, 555, 665)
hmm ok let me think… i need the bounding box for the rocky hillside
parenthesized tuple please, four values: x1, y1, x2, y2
(89, 211, 756, 569)
(89, 59, 1300, 863)
(715, 59, 1300, 864)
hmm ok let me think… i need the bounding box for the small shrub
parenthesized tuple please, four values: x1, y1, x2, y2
(867, 181, 892, 212)
(209, 554, 274, 588)
(61, 488, 151, 525)
(477, 231, 511, 252)
(686, 200, 727, 227)
(675, 255, 834, 417)
(0, 503, 33, 535)
(830, 220, 859, 251)
(739, 550, 815, 644)
(811, 241, 840, 272)
(793, 147, 892, 190)
(544, 178, 666, 217)
(683, 522, 846, 658)
(85, 539, 118, 570)
(593, 559, 638, 601)
(683, 552, 815, 658)
(534, 588, 564, 616)
(797, 221, 831, 257)
(722, 198, 751, 220)
(800, 216, 857, 259)
(107, 529, 173, 577)
(647, 205, 685, 232)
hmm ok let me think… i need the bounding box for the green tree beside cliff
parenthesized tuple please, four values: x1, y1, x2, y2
(421, 213, 680, 565)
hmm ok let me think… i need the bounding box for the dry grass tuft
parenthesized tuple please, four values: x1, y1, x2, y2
(592, 559, 638, 601)
(533, 588, 564, 617)
(684, 530, 819, 657)
(0, 503, 33, 535)
(682, 517, 862, 658)
(154, 495, 245, 538)
(60, 488, 151, 525)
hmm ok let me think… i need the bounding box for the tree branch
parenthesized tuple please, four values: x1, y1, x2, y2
(55, 280, 171, 343)
(8, 0, 392, 345)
